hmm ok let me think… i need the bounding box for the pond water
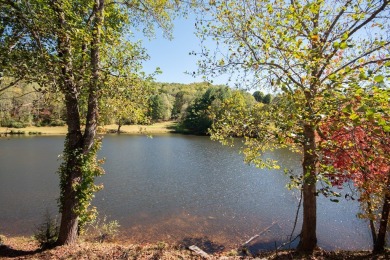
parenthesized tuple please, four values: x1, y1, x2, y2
(0, 134, 371, 252)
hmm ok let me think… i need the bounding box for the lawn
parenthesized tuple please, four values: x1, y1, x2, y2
(0, 121, 177, 136)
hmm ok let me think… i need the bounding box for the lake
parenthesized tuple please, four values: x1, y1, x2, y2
(0, 134, 371, 252)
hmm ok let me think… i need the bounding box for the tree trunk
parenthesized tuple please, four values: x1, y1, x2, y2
(84, 0, 104, 151)
(366, 190, 378, 247)
(297, 124, 318, 252)
(117, 120, 122, 133)
(57, 0, 104, 245)
(56, 146, 82, 245)
(54, 1, 83, 245)
(369, 213, 378, 247)
(373, 174, 390, 253)
(57, 91, 83, 246)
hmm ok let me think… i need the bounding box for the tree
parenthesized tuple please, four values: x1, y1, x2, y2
(172, 90, 192, 119)
(262, 93, 272, 104)
(99, 41, 154, 132)
(319, 85, 389, 252)
(0, 81, 42, 127)
(197, 0, 390, 252)
(151, 81, 211, 120)
(103, 79, 153, 133)
(1, 0, 181, 245)
(0, 2, 45, 94)
(252, 90, 265, 103)
(149, 93, 174, 121)
(182, 85, 232, 134)
(53, 0, 106, 245)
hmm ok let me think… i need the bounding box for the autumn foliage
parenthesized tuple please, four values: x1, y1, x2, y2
(319, 86, 390, 251)
(321, 120, 389, 199)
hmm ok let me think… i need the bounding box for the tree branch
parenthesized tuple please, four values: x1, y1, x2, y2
(0, 77, 22, 93)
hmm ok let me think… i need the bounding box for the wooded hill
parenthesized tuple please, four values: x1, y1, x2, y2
(0, 80, 271, 134)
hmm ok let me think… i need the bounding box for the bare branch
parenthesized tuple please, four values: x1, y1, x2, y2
(0, 77, 22, 93)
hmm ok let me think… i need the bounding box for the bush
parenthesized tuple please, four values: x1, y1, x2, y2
(49, 119, 66, 126)
(85, 215, 120, 243)
(34, 212, 59, 248)
(9, 130, 25, 135)
(2, 120, 28, 128)
(36, 119, 65, 127)
(28, 131, 42, 135)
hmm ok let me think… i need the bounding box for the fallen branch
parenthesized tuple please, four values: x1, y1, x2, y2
(239, 221, 278, 256)
(242, 221, 277, 247)
(188, 245, 209, 258)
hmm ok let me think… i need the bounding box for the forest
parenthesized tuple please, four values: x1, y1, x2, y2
(0, 0, 389, 259)
(1, 80, 272, 134)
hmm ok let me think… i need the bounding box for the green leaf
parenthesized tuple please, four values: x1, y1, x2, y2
(374, 75, 384, 83)
(328, 74, 336, 81)
(378, 117, 386, 126)
(366, 109, 375, 118)
(349, 113, 359, 121)
(359, 72, 368, 80)
(357, 105, 367, 112)
(339, 42, 348, 49)
(342, 104, 352, 113)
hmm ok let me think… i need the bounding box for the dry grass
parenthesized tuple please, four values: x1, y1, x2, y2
(102, 121, 176, 135)
(0, 126, 67, 135)
(0, 121, 177, 136)
(0, 236, 234, 260)
(0, 235, 389, 260)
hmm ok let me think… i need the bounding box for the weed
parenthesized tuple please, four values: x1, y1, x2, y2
(85, 214, 120, 243)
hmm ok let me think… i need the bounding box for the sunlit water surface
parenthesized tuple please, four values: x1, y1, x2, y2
(0, 135, 371, 252)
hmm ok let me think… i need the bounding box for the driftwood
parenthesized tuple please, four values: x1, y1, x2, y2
(239, 221, 278, 256)
(242, 221, 277, 247)
(188, 245, 209, 258)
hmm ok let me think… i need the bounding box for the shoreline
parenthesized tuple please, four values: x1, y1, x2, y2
(0, 235, 388, 259)
(0, 121, 177, 136)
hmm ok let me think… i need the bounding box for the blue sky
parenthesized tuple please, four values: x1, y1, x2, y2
(133, 15, 227, 85)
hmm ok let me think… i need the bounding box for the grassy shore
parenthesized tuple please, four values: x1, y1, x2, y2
(0, 121, 177, 136)
(0, 236, 388, 259)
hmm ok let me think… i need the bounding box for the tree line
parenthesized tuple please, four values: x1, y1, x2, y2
(1, 80, 271, 135)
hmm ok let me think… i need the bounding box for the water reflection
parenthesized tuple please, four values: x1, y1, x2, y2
(0, 134, 371, 251)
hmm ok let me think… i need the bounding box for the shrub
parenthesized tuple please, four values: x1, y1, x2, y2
(85, 214, 120, 243)
(2, 120, 28, 128)
(28, 131, 42, 135)
(9, 130, 25, 135)
(49, 120, 65, 126)
(34, 212, 59, 248)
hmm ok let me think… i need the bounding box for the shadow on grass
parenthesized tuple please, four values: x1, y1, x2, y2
(165, 122, 188, 134)
(0, 244, 43, 258)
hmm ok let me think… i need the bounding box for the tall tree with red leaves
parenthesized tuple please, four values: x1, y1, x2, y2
(319, 85, 389, 253)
